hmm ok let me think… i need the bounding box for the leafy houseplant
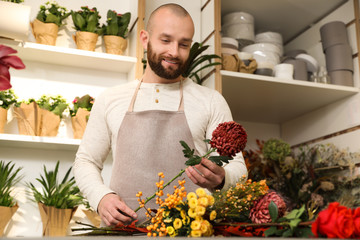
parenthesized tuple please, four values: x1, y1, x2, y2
(102, 11, 131, 55)
(27, 161, 83, 236)
(70, 94, 94, 139)
(1, 0, 24, 3)
(71, 6, 102, 51)
(182, 42, 221, 85)
(31, 1, 70, 46)
(0, 160, 23, 236)
(0, 89, 17, 133)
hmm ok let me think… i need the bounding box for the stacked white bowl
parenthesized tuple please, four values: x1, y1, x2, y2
(221, 37, 239, 55)
(241, 43, 282, 76)
(255, 32, 284, 56)
(222, 12, 255, 49)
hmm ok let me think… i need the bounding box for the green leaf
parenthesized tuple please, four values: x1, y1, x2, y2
(264, 226, 277, 237)
(185, 156, 202, 166)
(269, 201, 279, 222)
(282, 228, 294, 237)
(289, 218, 302, 229)
(284, 208, 300, 220)
(208, 155, 233, 166)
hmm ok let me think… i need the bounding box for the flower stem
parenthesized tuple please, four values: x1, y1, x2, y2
(134, 169, 186, 212)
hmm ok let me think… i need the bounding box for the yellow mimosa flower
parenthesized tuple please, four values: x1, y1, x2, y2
(196, 188, 207, 197)
(173, 218, 182, 230)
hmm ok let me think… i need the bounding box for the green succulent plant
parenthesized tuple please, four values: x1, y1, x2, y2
(102, 10, 131, 38)
(36, 1, 70, 27)
(27, 161, 83, 209)
(0, 160, 23, 207)
(182, 42, 221, 85)
(71, 6, 103, 34)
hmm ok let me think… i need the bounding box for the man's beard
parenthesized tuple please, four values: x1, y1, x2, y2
(147, 42, 187, 80)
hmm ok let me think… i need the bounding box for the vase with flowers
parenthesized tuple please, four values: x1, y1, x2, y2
(70, 94, 94, 139)
(101, 10, 131, 55)
(31, 1, 70, 46)
(71, 6, 103, 51)
(0, 89, 17, 133)
(0, 0, 31, 41)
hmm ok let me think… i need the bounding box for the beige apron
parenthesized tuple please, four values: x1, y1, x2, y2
(110, 79, 197, 223)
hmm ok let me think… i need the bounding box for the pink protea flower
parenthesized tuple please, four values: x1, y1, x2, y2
(249, 191, 286, 223)
(209, 121, 247, 157)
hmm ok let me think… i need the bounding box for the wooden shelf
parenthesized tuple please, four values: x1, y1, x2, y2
(0, 38, 137, 73)
(221, 70, 359, 124)
(0, 133, 81, 151)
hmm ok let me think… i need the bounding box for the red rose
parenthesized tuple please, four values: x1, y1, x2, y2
(353, 207, 360, 238)
(312, 202, 354, 239)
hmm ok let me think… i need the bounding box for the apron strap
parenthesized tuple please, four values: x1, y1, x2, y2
(128, 78, 185, 112)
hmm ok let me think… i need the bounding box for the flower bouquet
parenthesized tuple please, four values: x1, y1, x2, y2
(27, 161, 83, 236)
(31, 1, 70, 45)
(71, 6, 102, 51)
(0, 89, 17, 133)
(0, 160, 23, 236)
(70, 94, 94, 139)
(101, 10, 131, 55)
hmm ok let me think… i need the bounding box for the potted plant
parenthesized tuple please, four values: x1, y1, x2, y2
(36, 94, 68, 137)
(0, 0, 31, 41)
(182, 42, 221, 85)
(0, 89, 17, 133)
(0, 160, 23, 236)
(0, 44, 26, 91)
(70, 94, 94, 139)
(13, 98, 40, 136)
(101, 10, 131, 55)
(31, 1, 70, 46)
(71, 6, 103, 51)
(27, 161, 83, 236)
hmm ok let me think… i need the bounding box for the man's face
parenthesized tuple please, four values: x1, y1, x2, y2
(145, 9, 194, 80)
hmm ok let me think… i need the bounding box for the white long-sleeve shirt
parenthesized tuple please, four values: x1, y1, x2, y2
(73, 78, 248, 211)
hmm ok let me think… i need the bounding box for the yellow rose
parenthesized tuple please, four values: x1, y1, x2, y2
(195, 205, 206, 216)
(188, 198, 198, 209)
(191, 220, 201, 230)
(200, 222, 208, 234)
(198, 197, 209, 207)
(188, 208, 197, 218)
(191, 230, 202, 237)
(210, 210, 217, 220)
(173, 218, 183, 230)
(196, 188, 207, 197)
(207, 195, 215, 206)
(187, 192, 197, 201)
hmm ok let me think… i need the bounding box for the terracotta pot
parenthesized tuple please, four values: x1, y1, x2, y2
(71, 108, 90, 139)
(31, 19, 58, 46)
(73, 31, 98, 51)
(0, 204, 19, 236)
(103, 35, 128, 55)
(38, 202, 77, 236)
(0, 1, 31, 41)
(0, 108, 7, 133)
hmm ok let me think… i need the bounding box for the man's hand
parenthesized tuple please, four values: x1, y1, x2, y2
(97, 193, 137, 226)
(185, 158, 225, 190)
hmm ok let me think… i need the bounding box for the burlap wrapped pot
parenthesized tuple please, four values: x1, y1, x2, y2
(0, 204, 18, 236)
(73, 31, 98, 51)
(39, 108, 60, 137)
(0, 107, 7, 133)
(71, 108, 90, 139)
(13, 102, 41, 136)
(103, 35, 127, 55)
(31, 19, 58, 46)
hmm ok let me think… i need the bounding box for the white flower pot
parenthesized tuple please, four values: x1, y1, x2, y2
(0, 1, 31, 41)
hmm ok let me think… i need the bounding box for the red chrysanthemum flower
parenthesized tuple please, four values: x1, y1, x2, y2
(249, 191, 286, 224)
(209, 121, 247, 157)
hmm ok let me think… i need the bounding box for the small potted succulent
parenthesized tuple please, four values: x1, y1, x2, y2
(70, 94, 94, 139)
(27, 161, 83, 236)
(0, 160, 23, 236)
(31, 1, 70, 45)
(101, 10, 131, 55)
(71, 6, 103, 51)
(0, 0, 31, 41)
(0, 89, 17, 133)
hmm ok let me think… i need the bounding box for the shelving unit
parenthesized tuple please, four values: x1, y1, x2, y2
(0, 38, 137, 73)
(0, 133, 80, 151)
(221, 70, 359, 123)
